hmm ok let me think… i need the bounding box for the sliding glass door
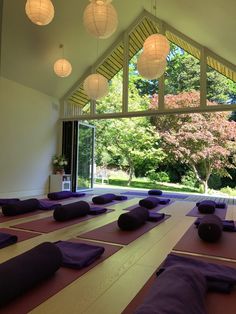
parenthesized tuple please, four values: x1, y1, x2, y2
(76, 122, 95, 190)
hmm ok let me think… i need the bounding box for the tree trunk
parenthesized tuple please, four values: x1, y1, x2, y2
(127, 166, 134, 186)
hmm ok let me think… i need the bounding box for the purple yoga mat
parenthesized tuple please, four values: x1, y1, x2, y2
(0, 228, 40, 243)
(121, 191, 189, 199)
(11, 209, 114, 233)
(78, 215, 171, 245)
(123, 200, 174, 212)
(122, 254, 236, 314)
(186, 206, 227, 219)
(173, 224, 236, 260)
(0, 239, 122, 314)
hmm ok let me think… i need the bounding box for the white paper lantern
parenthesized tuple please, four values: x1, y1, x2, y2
(83, 74, 109, 100)
(143, 34, 170, 61)
(25, 0, 54, 26)
(137, 52, 167, 80)
(54, 58, 72, 77)
(83, 0, 118, 39)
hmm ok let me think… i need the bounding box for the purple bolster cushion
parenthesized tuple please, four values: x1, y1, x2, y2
(0, 242, 62, 307)
(139, 197, 160, 209)
(53, 201, 90, 221)
(2, 198, 41, 216)
(197, 200, 215, 214)
(118, 207, 149, 231)
(148, 189, 163, 196)
(47, 191, 85, 200)
(0, 199, 20, 206)
(92, 193, 116, 205)
(135, 265, 207, 314)
(198, 214, 223, 243)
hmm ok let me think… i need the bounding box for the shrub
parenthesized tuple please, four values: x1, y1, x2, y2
(147, 170, 170, 183)
(220, 186, 236, 196)
(181, 171, 198, 188)
(208, 174, 222, 190)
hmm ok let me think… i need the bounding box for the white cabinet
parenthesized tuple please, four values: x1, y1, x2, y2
(49, 174, 71, 192)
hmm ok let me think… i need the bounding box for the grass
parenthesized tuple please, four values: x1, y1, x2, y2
(96, 178, 200, 193)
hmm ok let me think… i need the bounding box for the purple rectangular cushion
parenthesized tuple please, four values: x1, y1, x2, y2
(0, 232, 18, 249)
(55, 241, 105, 269)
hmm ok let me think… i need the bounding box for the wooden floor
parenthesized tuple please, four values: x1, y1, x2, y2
(1, 189, 236, 314)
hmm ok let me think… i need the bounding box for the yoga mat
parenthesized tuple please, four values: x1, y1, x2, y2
(78, 215, 171, 245)
(0, 209, 45, 223)
(122, 254, 236, 314)
(173, 224, 236, 260)
(186, 206, 227, 219)
(11, 209, 114, 233)
(0, 228, 40, 243)
(0, 239, 122, 314)
(123, 200, 174, 212)
(121, 191, 189, 199)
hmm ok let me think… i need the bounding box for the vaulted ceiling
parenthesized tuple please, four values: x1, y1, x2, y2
(1, 0, 236, 100)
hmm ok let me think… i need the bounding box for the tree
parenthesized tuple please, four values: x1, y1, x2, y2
(150, 91, 236, 193)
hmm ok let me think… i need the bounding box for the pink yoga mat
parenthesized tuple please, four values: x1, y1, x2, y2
(78, 215, 171, 245)
(0, 228, 40, 243)
(123, 200, 174, 212)
(186, 206, 227, 219)
(0, 209, 45, 223)
(0, 239, 122, 314)
(11, 209, 114, 233)
(173, 224, 236, 260)
(122, 254, 236, 314)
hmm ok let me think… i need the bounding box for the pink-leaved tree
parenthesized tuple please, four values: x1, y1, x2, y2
(150, 91, 236, 193)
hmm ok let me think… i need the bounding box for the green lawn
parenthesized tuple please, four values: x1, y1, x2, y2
(97, 178, 200, 193)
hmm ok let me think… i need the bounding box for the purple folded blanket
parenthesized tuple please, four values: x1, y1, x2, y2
(0, 232, 18, 249)
(118, 207, 149, 231)
(39, 200, 62, 210)
(135, 265, 207, 314)
(0, 242, 62, 307)
(0, 198, 20, 206)
(195, 217, 236, 232)
(2, 198, 41, 216)
(88, 207, 107, 215)
(53, 201, 90, 222)
(55, 241, 105, 269)
(148, 212, 165, 222)
(47, 191, 86, 200)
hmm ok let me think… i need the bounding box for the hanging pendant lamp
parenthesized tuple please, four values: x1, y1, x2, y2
(53, 45, 72, 78)
(83, 0, 118, 39)
(25, 0, 54, 26)
(143, 34, 170, 61)
(83, 73, 109, 100)
(137, 51, 167, 80)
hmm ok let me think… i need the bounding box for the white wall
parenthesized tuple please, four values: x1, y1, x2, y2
(0, 77, 60, 197)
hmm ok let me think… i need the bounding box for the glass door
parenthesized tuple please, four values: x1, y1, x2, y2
(76, 122, 95, 190)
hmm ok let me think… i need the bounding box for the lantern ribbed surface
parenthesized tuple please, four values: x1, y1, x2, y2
(137, 52, 167, 80)
(54, 58, 72, 78)
(25, 0, 54, 26)
(83, 74, 109, 100)
(83, 1, 118, 39)
(143, 34, 170, 61)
